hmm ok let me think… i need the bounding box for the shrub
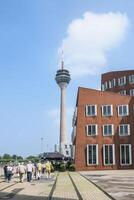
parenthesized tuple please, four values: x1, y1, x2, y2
(59, 163, 66, 172)
(53, 163, 60, 171)
(68, 164, 75, 171)
(66, 161, 72, 170)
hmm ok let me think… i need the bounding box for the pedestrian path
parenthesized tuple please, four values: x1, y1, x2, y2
(52, 172, 79, 199)
(51, 172, 113, 200)
(69, 172, 112, 200)
(0, 172, 114, 200)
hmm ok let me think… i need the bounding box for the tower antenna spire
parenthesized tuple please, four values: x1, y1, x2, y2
(61, 50, 64, 69)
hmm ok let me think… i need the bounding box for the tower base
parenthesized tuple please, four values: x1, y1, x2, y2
(54, 143, 72, 157)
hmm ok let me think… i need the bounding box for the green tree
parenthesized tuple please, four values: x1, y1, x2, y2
(26, 155, 39, 162)
(12, 154, 17, 160)
(3, 153, 11, 159)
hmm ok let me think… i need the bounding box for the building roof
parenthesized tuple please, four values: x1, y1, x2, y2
(75, 86, 133, 106)
(43, 152, 65, 159)
(102, 69, 134, 76)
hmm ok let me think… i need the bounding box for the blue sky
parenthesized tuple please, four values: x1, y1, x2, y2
(0, 0, 134, 157)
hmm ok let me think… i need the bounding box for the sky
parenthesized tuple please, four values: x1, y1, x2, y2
(0, 0, 134, 157)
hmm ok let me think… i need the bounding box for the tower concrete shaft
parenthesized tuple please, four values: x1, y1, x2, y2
(60, 84, 67, 146)
(55, 61, 71, 155)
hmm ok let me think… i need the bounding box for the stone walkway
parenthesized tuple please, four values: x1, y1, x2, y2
(69, 172, 112, 200)
(1, 169, 134, 199)
(0, 172, 113, 200)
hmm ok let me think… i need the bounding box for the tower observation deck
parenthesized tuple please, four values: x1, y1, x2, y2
(55, 60, 71, 155)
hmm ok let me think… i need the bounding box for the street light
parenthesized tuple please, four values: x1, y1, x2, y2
(41, 137, 44, 157)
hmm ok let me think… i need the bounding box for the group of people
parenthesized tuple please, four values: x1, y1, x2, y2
(3, 160, 53, 183)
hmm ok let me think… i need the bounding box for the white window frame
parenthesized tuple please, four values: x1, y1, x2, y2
(130, 89, 134, 96)
(109, 79, 116, 88)
(119, 90, 126, 95)
(86, 105, 97, 116)
(118, 76, 126, 86)
(118, 105, 129, 116)
(102, 105, 113, 117)
(86, 124, 98, 136)
(120, 144, 132, 165)
(102, 82, 108, 91)
(129, 75, 134, 84)
(103, 124, 114, 136)
(87, 144, 98, 165)
(119, 124, 130, 136)
(103, 144, 115, 165)
(101, 84, 104, 91)
(109, 81, 112, 89)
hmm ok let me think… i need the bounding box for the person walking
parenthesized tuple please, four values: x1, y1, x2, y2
(26, 161, 33, 182)
(3, 163, 8, 182)
(17, 162, 26, 183)
(33, 163, 37, 179)
(7, 164, 13, 183)
(37, 162, 42, 180)
(45, 161, 52, 179)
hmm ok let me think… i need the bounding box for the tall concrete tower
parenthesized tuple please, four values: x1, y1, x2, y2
(55, 58, 71, 155)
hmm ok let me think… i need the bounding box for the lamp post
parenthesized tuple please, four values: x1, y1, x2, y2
(41, 137, 44, 158)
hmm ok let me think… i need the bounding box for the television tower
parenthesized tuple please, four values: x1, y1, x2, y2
(55, 54, 71, 154)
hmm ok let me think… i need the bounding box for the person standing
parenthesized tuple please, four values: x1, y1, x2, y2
(17, 162, 26, 183)
(26, 161, 33, 182)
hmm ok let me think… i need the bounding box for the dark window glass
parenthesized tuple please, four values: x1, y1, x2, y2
(93, 146, 96, 164)
(109, 145, 113, 164)
(126, 146, 130, 164)
(121, 146, 125, 164)
(105, 146, 108, 164)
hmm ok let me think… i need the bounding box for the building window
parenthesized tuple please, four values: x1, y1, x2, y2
(118, 105, 129, 116)
(109, 79, 116, 88)
(118, 76, 126, 86)
(129, 75, 134, 84)
(103, 144, 115, 165)
(130, 89, 134, 96)
(87, 144, 98, 165)
(120, 144, 132, 165)
(101, 82, 108, 91)
(101, 84, 104, 91)
(102, 105, 113, 116)
(86, 124, 98, 136)
(119, 90, 126, 95)
(119, 124, 130, 136)
(103, 124, 114, 136)
(86, 105, 97, 116)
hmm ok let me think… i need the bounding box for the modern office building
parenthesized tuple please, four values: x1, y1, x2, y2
(72, 70, 134, 170)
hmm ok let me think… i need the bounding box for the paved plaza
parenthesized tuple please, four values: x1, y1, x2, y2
(0, 170, 134, 199)
(81, 170, 134, 200)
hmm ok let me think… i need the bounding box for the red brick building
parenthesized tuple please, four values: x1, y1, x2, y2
(72, 70, 134, 170)
(101, 70, 134, 95)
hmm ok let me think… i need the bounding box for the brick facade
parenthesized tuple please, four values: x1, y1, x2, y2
(72, 70, 134, 171)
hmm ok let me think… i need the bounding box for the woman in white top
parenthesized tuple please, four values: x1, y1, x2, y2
(7, 164, 13, 182)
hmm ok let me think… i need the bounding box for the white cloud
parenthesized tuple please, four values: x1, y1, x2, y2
(59, 11, 130, 77)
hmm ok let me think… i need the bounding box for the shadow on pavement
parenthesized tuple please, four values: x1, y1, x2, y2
(0, 191, 78, 200)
